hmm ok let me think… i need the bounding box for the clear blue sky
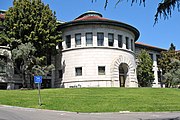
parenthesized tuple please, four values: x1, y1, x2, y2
(1, 0, 180, 50)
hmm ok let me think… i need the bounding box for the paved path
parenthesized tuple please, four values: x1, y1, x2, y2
(0, 105, 180, 120)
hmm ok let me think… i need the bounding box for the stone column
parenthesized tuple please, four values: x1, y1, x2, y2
(81, 33, 85, 47)
(104, 32, 108, 47)
(114, 34, 118, 48)
(71, 34, 75, 48)
(128, 39, 131, 50)
(122, 36, 126, 49)
(93, 32, 97, 46)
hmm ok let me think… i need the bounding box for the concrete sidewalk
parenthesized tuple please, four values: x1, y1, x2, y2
(0, 105, 180, 120)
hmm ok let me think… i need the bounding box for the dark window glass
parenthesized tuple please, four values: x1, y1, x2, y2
(97, 33, 104, 46)
(149, 53, 153, 61)
(118, 35, 122, 48)
(66, 35, 71, 48)
(126, 37, 129, 49)
(156, 54, 161, 65)
(131, 39, 134, 51)
(59, 70, 62, 78)
(98, 66, 105, 75)
(0, 55, 7, 73)
(86, 33, 93, 46)
(158, 70, 162, 82)
(108, 33, 114, 46)
(75, 33, 81, 46)
(75, 67, 82, 76)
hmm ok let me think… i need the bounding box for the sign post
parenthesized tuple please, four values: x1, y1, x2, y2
(34, 76, 42, 106)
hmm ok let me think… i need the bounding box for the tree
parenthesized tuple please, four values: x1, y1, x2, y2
(159, 43, 180, 87)
(159, 43, 180, 74)
(137, 49, 154, 87)
(163, 59, 180, 87)
(92, 0, 180, 24)
(4, 0, 61, 54)
(169, 43, 176, 51)
(4, 0, 61, 88)
(12, 42, 36, 88)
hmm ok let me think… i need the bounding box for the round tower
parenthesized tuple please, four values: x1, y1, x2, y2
(59, 11, 140, 88)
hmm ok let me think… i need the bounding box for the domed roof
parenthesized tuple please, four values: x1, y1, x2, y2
(74, 11, 108, 21)
(59, 11, 140, 41)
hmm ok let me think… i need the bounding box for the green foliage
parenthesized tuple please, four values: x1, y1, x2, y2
(0, 88, 180, 112)
(0, 31, 11, 46)
(92, 0, 180, 24)
(4, 0, 61, 56)
(163, 59, 180, 87)
(12, 42, 36, 87)
(137, 49, 154, 87)
(159, 44, 180, 87)
(169, 43, 176, 51)
(159, 44, 180, 73)
(32, 64, 54, 76)
(4, 0, 61, 88)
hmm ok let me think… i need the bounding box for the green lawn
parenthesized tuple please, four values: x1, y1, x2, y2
(0, 88, 180, 112)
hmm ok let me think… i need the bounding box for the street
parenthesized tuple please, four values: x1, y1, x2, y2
(0, 105, 180, 120)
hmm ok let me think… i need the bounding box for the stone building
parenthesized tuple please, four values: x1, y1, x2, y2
(0, 10, 168, 89)
(135, 42, 166, 87)
(0, 10, 15, 89)
(59, 11, 139, 88)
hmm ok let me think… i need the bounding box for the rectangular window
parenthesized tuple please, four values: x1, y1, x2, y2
(125, 37, 129, 49)
(86, 33, 93, 46)
(0, 56, 7, 73)
(75, 33, 81, 47)
(97, 33, 104, 46)
(149, 53, 154, 61)
(59, 70, 62, 78)
(156, 54, 161, 65)
(118, 35, 122, 48)
(75, 67, 82, 76)
(158, 70, 162, 82)
(0, 65, 6, 73)
(66, 35, 71, 48)
(108, 33, 114, 46)
(98, 66, 105, 75)
(131, 39, 134, 51)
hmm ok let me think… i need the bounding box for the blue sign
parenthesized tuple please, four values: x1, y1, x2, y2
(34, 76, 42, 84)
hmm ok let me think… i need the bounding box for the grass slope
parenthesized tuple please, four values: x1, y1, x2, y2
(0, 88, 180, 112)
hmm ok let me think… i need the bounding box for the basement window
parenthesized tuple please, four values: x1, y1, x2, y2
(75, 67, 82, 76)
(98, 66, 105, 75)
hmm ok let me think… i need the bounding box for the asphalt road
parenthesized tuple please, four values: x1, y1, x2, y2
(0, 105, 180, 120)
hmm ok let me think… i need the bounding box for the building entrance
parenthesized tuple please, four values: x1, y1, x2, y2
(119, 63, 128, 87)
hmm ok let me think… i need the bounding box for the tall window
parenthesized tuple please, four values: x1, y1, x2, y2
(118, 35, 122, 48)
(108, 33, 114, 46)
(86, 33, 93, 46)
(97, 33, 104, 46)
(125, 37, 129, 49)
(156, 54, 161, 65)
(149, 53, 153, 61)
(158, 70, 162, 82)
(131, 39, 134, 51)
(0, 56, 7, 73)
(75, 67, 82, 76)
(66, 35, 71, 48)
(98, 66, 105, 75)
(75, 33, 81, 47)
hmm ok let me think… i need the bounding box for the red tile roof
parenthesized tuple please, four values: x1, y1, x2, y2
(74, 15, 108, 21)
(135, 42, 167, 51)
